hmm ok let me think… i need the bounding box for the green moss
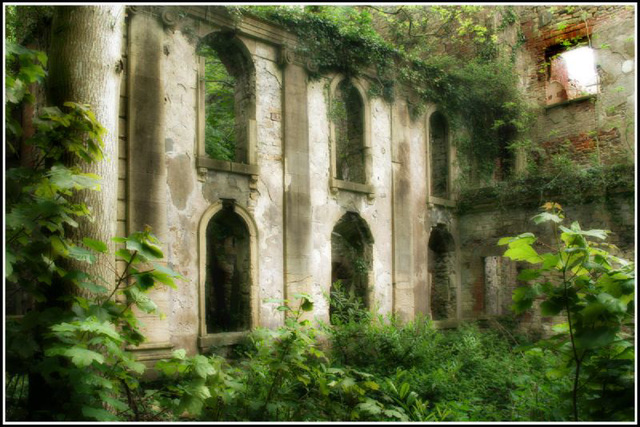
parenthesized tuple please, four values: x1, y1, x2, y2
(457, 163, 635, 214)
(242, 6, 531, 176)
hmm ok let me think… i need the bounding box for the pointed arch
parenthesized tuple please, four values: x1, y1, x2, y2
(428, 225, 457, 321)
(197, 31, 257, 166)
(429, 111, 450, 199)
(329, 212, 374, 323)
(198, 200, 259, 344)
(328, 75, 374, 195)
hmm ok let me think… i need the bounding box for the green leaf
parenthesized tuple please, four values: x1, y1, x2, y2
(135, 272, 156, 290)
(574, 326, 618, 349)
(504, 244, 543, 263)
(83, 237, 108, 253)
(517, 269, 541, 281)
(541, 253, 561, 269)
(540, 298, 564, 316)
(193, 355, 216, 378)
(6, 251, 16, 278)
(596, 292, 627, 315)
(82, 405, 119, 421)
(65, 347, 105, 367)
(68, 245, 96, 264)
(172, 349, 187, 360)
(532, 212, 563, 224)
(301, 298, 314, 312)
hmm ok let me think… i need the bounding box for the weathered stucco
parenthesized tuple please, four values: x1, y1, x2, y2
(116, 6, 635, 357)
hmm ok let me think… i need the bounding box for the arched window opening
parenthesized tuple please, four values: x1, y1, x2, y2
(333, 79, 365, 184)
(205, 204, 252, 333)
(495, 123, 516, 181)
(330, 213, 373, 322)
(428, 226, 456, 321)
(198, 32, 255, 163)
(429, 112, 449, 198)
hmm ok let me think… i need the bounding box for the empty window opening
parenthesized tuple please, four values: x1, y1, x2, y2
(495, 124, 517, 181)
(330, 212, 373, 322)
(428, 226, 456, 321)
(333, 79, 366, 184)
(205, 205, 252, 333)
(198, 33, 255, 163)
(429, 112, 449, 198)
(546, 44, 598, 105)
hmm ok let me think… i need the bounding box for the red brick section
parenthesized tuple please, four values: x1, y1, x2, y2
(539, 127, 620, 166)
(520, 6, 634, 94)
(472, 276, 485, 315)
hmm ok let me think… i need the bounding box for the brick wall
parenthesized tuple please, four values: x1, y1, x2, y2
(515, 5, 635, 170)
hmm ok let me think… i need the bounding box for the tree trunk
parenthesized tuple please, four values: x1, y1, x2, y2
(48, 5, 124, 289)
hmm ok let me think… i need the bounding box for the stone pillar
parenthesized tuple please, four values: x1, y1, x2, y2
(391, 100, 414, 321)
(484, 256, 501, 316)
(281, 56, 313, 313)
(126, 8, 173, 361)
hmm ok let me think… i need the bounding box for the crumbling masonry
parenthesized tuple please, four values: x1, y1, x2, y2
(110, 6, 635, 360)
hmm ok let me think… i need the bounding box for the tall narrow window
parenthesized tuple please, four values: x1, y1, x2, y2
(199, 44, 236, 161)
(330, 212, 373, 322)
(429, 112, 449, 198)
(333, 79, 365, 184)
(198, 32, 256, 164)
(205, 205, 252, 333)
(428, 226, 456, 321)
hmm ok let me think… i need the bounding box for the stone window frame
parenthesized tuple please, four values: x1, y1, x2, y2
(197, 200, 259, 349)
(425, 107, 456, 207)
(196, 33, 259, 179)
(427, 224, 461, 328)
(328, 75, 375, 198)
(543, 37, 599, 110)
(330, 211, 375, 319)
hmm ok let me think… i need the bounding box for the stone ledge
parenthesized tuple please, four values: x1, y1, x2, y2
(544, 94, 597, 111)
(432, 318, 460, 329)
(197, 156, 260, 176)
(330, 178, 375, 196)
(199, 331, 250, 349)
(427, 195, 456, 208)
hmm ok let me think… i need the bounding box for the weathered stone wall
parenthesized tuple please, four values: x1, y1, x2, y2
(308, 77, 395, 323)
(516, 5, 635, 168)
(115, 6, 634, 357)
(458, 194, 635, 328)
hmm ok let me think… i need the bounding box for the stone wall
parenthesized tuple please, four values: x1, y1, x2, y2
(516, 5, 635, 169)
(458, 194, 635, 330)
(114, 6, 634, 357)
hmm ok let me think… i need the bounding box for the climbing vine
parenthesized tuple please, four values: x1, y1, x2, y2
(240, 5, 532, 181)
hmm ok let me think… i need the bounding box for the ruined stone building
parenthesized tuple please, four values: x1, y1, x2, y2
(41, 6, 640, 361)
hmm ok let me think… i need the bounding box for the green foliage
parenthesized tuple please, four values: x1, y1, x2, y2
(198, 44, 236, 161)
(326, 286, 569, 421)
(243, 6, 531, 179)
(151, 295, 417, 421)
(5, 44, 184, 421)
(457, 163, 635, 213)
(500, 203, 635, 421)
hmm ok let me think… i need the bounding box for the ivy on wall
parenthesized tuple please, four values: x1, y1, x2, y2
(242, 5, 532, 183)
(456, 163, 635, 214)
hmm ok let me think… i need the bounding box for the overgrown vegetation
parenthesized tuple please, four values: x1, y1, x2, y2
(5, 4, 635, 422)
(242, 5, 532, 182)
(6, 42, 184, 421)
(500, 203, 635, 421)
(457, 162, 635, 213)
(197, 43, 236, 161)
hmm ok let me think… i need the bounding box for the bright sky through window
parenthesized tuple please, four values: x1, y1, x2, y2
(560, 46, 598, 94)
